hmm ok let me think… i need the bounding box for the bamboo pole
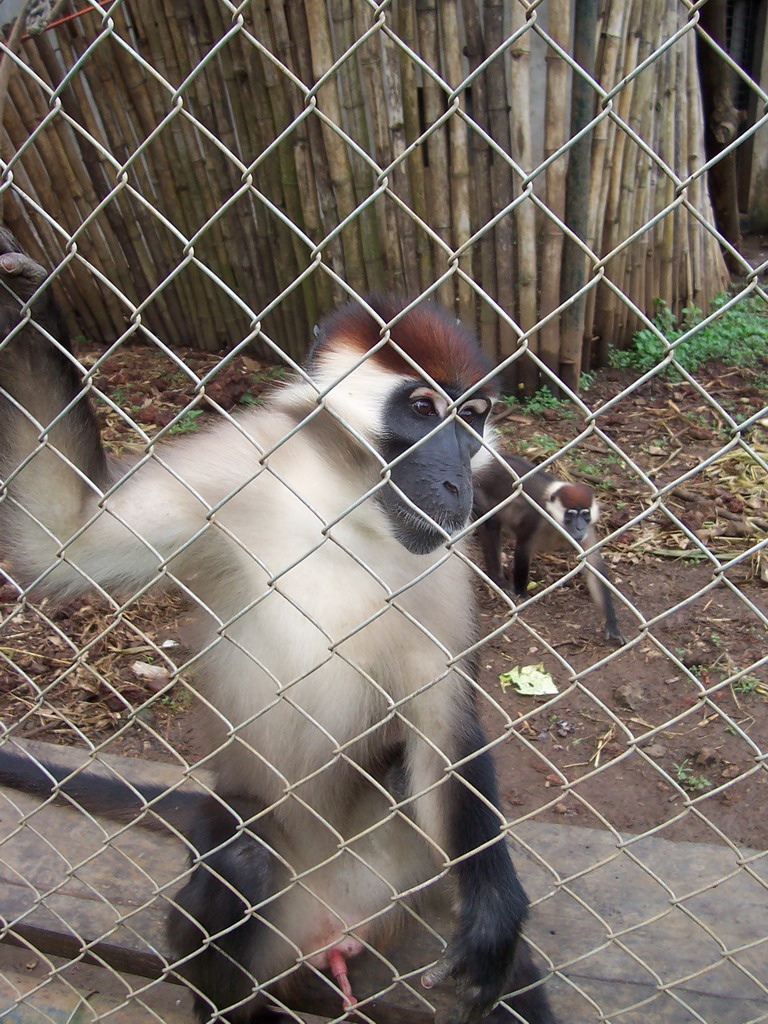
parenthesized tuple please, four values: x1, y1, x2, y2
(380, 21, 420, 293)
(303, 0, 368, 297)
(398, 0, 433, 291)
(594, 0, 641, 360)
(126, 2, 226, 348)
(657, 7, 676, 311)
(560, 0, 599, 390)
(94, 17, 195, 342)
(686, 30, 706, 314)
(0, 112, 105, 344)
(440, 0, 472, 326)
(9, 44, 118, 341)
(672, 17, 690, 320)
(280, 0, 341, 320)
(509, 0, 539, 395)
(331, 0, 385, 288)
(583, 0, 628, 345)
(462, 0, 497, 360)
(169, 2, 246, 348)
(197, 0, 300, 351)
(621, 0, 660, 345)
(48, 27, 181, 347)
(264, 0, 323, 334)
(353, 5, 405, 292)
(96, 6, 201, 339)
(417, 0, 453, 309)
(0, 0, 31, 220)
(483, 0, 517, 380)
(539, 0, 571, 376)
(241, 0, 314, 349)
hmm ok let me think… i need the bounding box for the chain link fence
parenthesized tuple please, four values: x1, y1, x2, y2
(0, 1, 767, 1023)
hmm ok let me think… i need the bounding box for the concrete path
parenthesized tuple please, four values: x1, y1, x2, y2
(0, 739, 765, 1023)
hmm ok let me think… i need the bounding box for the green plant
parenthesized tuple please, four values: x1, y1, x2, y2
(501, 385, 574, 418)
(610, 293, 768, 377)
(168, 409, 205, 434)
(672, 758, 713, 792)
(732, 675, 761, 695)
(522, 433, 560, 455)
(239, 392, 263, 407)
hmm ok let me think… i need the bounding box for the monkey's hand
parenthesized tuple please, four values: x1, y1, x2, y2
(422, 905, 523, 1024)
(0, 229, 48, 309)
(605, 625, 627, 646)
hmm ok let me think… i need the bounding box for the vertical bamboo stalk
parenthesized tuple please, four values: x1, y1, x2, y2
(686, 29, 706, 314)
(672, 19, 690, 320)
(0, 0, 31, 220)
(583, 0, 628, 344)
(0, 114, 105, 344)
(8, 46, 119, 340)
(417, 0, 453, 308)
(440, 0, 472, 326)
(167, 3, 245, 347)
(240, 0, 315, 347)
(560, 0, 599, 390)
(280, 1, 339, 322)
(509, 0, 539, 394)
(483, 0, 517, 380)
(329, 0, 385, 291)
(594, 0, 641, 360)
(657, 7, 676, 310)
(539, 0, 571, 376)
(303, 0, 368, 297)
(47, 29, 182, 346)
(463, 0, 497, 359)
(380, 22, 420, 293)
(622, 0, 660, 345)
(95, 8, 201, 336)
(399, 0, 433, 290)
(353, 7, 404, 291)
(127, 2, 227, 347)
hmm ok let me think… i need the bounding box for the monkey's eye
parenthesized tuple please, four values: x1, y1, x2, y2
(411, 395, 438, 416)
(409, 386, 447, 418)
(458, 398, 491, 422)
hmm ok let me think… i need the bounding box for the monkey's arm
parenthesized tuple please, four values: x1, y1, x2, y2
(475, 516, 506, 588)
(583, 528, 625, 644)
(409, 689, 554, 1024)
(0, 239, 230, 599)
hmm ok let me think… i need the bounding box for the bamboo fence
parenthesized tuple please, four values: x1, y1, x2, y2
(0, 0, 731, 389)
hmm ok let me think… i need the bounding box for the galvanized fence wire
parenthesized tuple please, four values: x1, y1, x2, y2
(0, 1, 767, 1023)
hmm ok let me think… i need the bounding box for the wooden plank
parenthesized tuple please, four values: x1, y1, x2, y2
(0, 739, 445, 1022)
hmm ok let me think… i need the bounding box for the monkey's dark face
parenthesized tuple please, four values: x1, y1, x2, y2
(378, 381, 491, 554)
(562, 506, 591, 543)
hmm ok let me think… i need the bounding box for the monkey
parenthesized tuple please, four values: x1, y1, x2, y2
(0, 232, 556, 1024)
(473, 454, 625, 644)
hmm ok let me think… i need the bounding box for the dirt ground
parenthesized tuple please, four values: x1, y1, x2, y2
(1, 342, 766, 850)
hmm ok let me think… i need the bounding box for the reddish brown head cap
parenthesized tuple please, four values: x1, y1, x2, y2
(556, 482, 595, 511)
(311, 293, 497, 395)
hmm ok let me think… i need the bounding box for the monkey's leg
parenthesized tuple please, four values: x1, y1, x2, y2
(167, 799, 298, 1024)
(511, 540, 533, 598)
(480, 942, 557, 1023)
(411, 698, 555, 1024)
(476, 516, 507, 588)
(583, 548, 626, 645)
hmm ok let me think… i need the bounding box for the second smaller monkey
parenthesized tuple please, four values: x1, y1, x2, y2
(473, 455, 625, 644)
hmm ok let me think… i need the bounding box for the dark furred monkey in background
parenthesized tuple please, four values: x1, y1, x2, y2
(0, 232, 556, 1024)
(473, 453, 625, 644)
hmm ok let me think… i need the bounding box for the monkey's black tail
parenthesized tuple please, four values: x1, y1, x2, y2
(0, 745, 202, 835)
